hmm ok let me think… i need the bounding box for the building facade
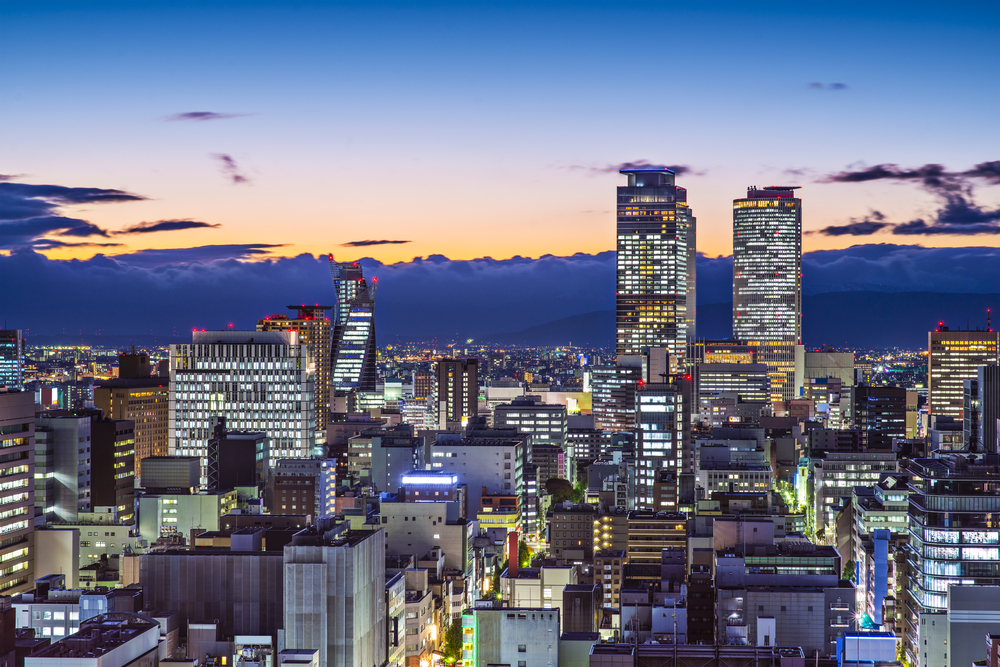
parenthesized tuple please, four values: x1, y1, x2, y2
(0, 330, 24, 391)
(927, 326, 998, 420)
(329, 258, 378, 393)
(0, 391, 34, 594)
(615, 166, 697, 359)
(169, 330, 316, 483)
(732, 186, 802, 402)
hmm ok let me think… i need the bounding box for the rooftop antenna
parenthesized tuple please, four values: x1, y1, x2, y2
(989, 309, 993, 332)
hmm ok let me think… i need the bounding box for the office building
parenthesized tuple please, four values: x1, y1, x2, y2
(259, 305, 333, 431)
(967, 365, 1000, 453)
(927, 326, 998, 420)
(329, 257, 378, 393)
(697, 363, 770, 404)
(269, 458, 336, 519)
(733, 185, 803, 402)
(635, 381, 691, 506)
(493, 395, 568, 449)
(0, 391, 34, 594)
(901, 454, 1000, 667)
(546, 503, 596, 560)
(169, 330, 316, 483)
(813, 452, 897, 542)
(461, 604, 560, 667)
(794, 349, 855, 398)
(90, 418, 136, 523)
(625, 511, 687, 564)
(590, 363, 641, 433)
(35, 412, 92, 523)
(136, 489, 238, 543)
(429, 434, 523, 519)
(93, 354, 170, 481)
(0, 330, 24, 391)
(615, 166, 697, 359)
(854, 385, 906, 451)
(434, 358, 478, 429)
(283, 527, 386, 667)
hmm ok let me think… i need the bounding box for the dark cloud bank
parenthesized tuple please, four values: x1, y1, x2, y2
(3, 244, 998, 349)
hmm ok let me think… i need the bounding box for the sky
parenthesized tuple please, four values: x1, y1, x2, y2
(2, 0, 998, 266)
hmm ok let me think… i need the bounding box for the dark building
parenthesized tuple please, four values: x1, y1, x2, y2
(412, 371, 433, 399)
(140, 456, 200, 493)
(90, 417, 136, 523)
(967, 365, 1000, 453)
(206, 417, 268, 494)
(138, 548, 284, 640)
(562, 584, 601, 634)
(434, 358, 478, 428)
(854, 385, 906, 451)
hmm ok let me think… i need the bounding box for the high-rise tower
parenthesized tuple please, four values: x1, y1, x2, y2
(0, 330, 24, 391)
(329, 257, 378, 393)
(616, 167, 697, 361)
(927, 324, 998, 420)
(732, 185, 802, 403)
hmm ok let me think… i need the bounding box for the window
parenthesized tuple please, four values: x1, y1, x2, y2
(518, 645, 527, 652)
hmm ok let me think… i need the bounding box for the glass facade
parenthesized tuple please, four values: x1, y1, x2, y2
(927, 329, 998, 420)
(635, 383, 687, 507)
(616, 168, 697, 359)
(0, 330, 23, 391)
(329, 258, 378, 392)
(732, 187, 802, 402)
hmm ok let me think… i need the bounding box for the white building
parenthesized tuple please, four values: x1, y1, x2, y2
(169, 330, 316, 483)
(462, 603, 559, 667)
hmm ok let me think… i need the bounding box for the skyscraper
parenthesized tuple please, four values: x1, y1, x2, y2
(732, 185, 802, 403)
(927, 325, 998, 421)
(258, 305, 332, 432)
(0, 391, 34, 594)
(616, 167, 697, 360)
(329, 257, 377, 392)
(434, 358, 478, 428)
(0, 330, 24, 391)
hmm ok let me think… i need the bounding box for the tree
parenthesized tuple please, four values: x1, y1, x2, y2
(842, 559, 856, 582)
(570, 479, 587, 503)
(545, 477, 575, 503)
(440, 619, 463, 664)
(518, 539, 533, 568)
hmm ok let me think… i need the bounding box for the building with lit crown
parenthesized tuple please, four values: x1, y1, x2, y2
(733, 185, 802, 402)
(927, 325, 998, 421)
(616, 167, 697, 360)
(328, 257, 378, 393)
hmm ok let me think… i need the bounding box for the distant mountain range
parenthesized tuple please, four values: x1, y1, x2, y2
(478, 291, 1000, 349)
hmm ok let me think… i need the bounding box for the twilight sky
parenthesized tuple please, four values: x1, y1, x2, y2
(2, 0, 998, 265)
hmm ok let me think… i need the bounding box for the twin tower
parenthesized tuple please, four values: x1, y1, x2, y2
(615, 166, 802, 402)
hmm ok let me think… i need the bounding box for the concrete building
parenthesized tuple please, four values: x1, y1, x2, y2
(434, 358, 478, 429)
(283, 528, 386, 667)
(493, 395, 568, 449)
(169, 330, 316, 483)
(928, 326, 998, 420)
(136, 490, 237, 543)
(35, 413, 92, 523)
(384, 572, 405, 667)
(626, 511, 687, 564)
(795, 350, 855, 399)
(89, 418, 135, 524)
(715, 543, 854, 658)
(24, 612, 160, 667)
(380, 498, 472, 577)
(698, 363, 771, 405)
(546, 503, 596, 560)
(945, 585, 1000, 667)
(268, 458, 336, 520)
(615, 166, 697, 359)
(499, 566, 576, 631)
(205, 417, 268, 495)
(698, 461, 772, 496)
(461, 603, 559, 667)
(733, 186, 802, 403)
(94, 352, 170, 480)
(428, 434, 523, 520)
(258, 306, 332, 432)
(0, 391, 35, 594)
(813, 452, 897, 543)
(139, 546, 282, 641)
(967, 365, 1000, 453)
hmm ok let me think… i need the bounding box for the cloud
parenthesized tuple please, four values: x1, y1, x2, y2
(212, 154, 250, 184)
(108, 243, 285, 268)
(119, 219, 220, 235)
(166, 112, 249, 122)
(4, 244, 1000, 340)
(821, 161, 1000, 235)
(340, 239, 412, 247)
(812, 211, 893, 236)
(809, 82, 848, 90)
(0, 181, 148, 249)
(0, 174, 24, 182)
(565, 161, 701, 177)
(29, 240, 124, 250)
